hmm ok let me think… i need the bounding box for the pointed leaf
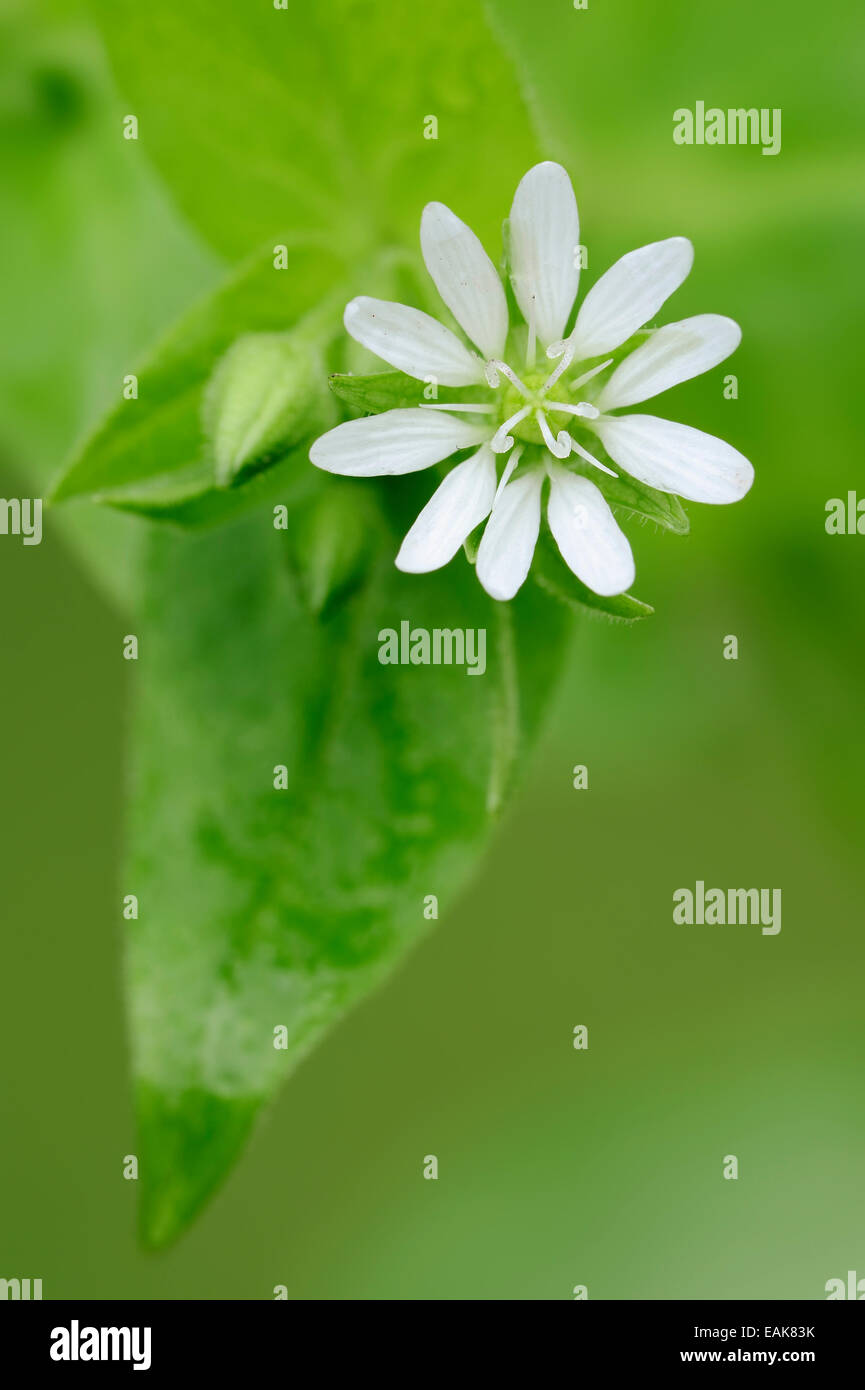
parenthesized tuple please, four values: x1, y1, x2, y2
(88, 0, 539, 261)
(129, 504, 570, 1246)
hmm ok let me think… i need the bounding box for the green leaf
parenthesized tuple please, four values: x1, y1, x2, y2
(88, 0, 540, 262)
(329, 370, 488, 416)
(97, 449, 317, 531)
(0, 1, 220, 609)
(532, 535, 654, 623)
(128, 496, 571, 1247)
(50, 242, 346, 510)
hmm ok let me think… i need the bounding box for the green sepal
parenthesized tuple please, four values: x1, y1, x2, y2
(329, 370, 489, 416)
(531, 534, 654, 623)
(575, 455, 691, 534)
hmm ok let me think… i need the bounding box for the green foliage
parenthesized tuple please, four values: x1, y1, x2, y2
(130, 510, 570, 1246)
(50, 244, 346, 512)
(100, 449, 317, 530)
(88, 0, 539, 260)
(0, 0, 219, 605)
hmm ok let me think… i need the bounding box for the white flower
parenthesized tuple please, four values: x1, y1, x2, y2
(310, 162, 753, 602)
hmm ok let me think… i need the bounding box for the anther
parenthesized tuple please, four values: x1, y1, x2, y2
(486, 360, 532, 398)
(491, 405, 531, 453)
(540, 344, 575, 394)
(537, 410, 572, 459)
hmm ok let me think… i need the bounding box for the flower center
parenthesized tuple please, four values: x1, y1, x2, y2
(476, 354, 613, 473)
(500, 377, 570, 445)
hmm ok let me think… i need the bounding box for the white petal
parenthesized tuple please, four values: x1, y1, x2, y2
(598, 314, 741, 410)
(546, 467, 635, 596)
(476, 471, 543, 601)
(310, 408, 487, 477)
(509, 162, 580, 348)
(396, 446, 497, 573)
(343, 296, 484, 386)
(420, 201, 508, 359)
(593, 414, 754, 504)
(569, 237, 694, 358)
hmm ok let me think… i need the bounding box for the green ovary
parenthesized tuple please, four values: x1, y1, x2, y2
(499, 376, 576, 447)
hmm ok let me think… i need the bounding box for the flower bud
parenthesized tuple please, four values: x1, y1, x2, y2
(203, 331, 327, 487)
(290, 484, 382, 616)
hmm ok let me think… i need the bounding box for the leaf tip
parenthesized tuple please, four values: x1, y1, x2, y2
(135, 1083, 261, 1250)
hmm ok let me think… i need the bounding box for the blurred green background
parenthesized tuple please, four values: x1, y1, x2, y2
(1, 0, 863, 1297)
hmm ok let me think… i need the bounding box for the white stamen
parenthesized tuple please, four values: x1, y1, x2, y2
(540, 344, 575, 394)
(570, 358, 614, 391)
(545, 337, 571, 360)
(537, 410, 571, 459)
(491, 405, 531, 453)
(546, 400, 600, 420)
(418, 402, 496, 413)
(494, 445, 523, 502)
(570, 436, 618, 477)
(486, 359, 532, 398)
